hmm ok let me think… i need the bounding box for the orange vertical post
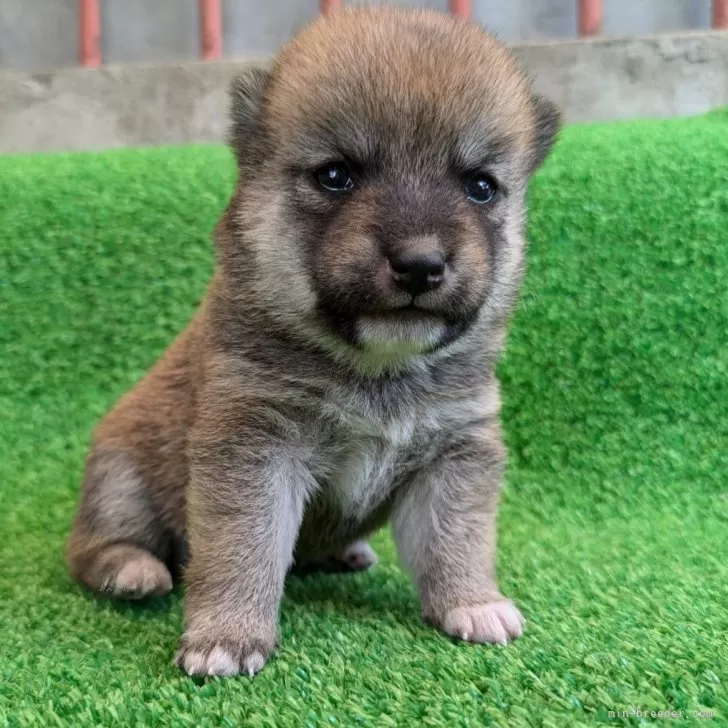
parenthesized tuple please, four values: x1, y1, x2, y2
(80, 0, 101, 67)
(714, 0, 728, 29)
(200, 0, 222, 60)
(449, 0, 471, 18)
(578, 0, 602, 36)
(320, 0, 342, 14)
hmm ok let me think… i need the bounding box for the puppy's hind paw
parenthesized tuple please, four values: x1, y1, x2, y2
(338, 540, 378, 571)
(90, 545, 172, 600)
(293, 540, 378, 576)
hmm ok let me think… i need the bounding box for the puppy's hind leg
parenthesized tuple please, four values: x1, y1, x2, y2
(67, 449, 173, 600)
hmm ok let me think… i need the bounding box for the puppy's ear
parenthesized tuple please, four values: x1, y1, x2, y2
(529, 93, 561, 173)
(228, 67, 271, 160)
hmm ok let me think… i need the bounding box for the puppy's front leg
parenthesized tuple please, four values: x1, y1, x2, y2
(176, 432, 311, 677)
(392, 424, 524, 645)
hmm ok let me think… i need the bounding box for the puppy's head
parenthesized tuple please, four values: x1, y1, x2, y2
(222, 7, 559, 370)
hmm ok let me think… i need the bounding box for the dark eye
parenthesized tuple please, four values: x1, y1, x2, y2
(465, 174, 498, 204)
(314, 162, 355, 192)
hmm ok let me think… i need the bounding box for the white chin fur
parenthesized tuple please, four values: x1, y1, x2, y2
(356, 315, 445, 356)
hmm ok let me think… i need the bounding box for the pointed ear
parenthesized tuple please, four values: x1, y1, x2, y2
(228, 67, 272, 160)
(530, 93, 561, 173)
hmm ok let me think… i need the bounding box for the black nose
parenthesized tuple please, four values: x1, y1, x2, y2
(389, 251, 446, 297)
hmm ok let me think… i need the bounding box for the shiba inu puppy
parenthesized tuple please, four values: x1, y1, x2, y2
(67, 6, 560, 676)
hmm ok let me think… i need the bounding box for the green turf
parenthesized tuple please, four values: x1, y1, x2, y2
(1, 109, 727, 728)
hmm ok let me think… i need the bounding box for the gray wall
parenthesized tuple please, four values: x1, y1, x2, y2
(0, 0, 716, 70)
(3, 32, 727, 153)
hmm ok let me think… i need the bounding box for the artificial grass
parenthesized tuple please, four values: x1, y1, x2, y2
(1, 108, 727, 727)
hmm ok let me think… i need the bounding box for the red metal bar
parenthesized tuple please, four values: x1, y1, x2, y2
(320, 0, 342, 14)
(714, 0, 728, 29)
(200, 0, 222, 60)
(578, 0, 601, 36)
(79, 0, 101, 67)
(449, 0, 471, 18)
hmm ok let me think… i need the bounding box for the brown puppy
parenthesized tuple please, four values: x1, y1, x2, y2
(67, 6, 560, 677)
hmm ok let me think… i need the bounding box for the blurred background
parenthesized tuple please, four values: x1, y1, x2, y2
(1, 1, 727, 153)
(0, 0, 719, 70)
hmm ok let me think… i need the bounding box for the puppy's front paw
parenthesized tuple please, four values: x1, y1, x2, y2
(441, 600, 525, 645)
(175, 635, 273, 677)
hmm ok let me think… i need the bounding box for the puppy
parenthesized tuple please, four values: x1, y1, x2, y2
(67, 6, 560, 677)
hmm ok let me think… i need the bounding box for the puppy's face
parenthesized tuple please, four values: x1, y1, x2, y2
(225, 8, 559, 366)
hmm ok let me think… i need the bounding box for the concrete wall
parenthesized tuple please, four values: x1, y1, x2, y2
(2, 31, 726, 154)
(0, 0, 716, 70)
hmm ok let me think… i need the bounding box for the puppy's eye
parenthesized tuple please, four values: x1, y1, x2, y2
(314, 162, 355, 192)
(465, 174, 498, 204)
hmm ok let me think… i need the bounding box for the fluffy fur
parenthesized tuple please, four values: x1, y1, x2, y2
(66, 6, 560, 676)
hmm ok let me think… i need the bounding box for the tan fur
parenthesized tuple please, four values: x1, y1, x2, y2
(67, 6, 560, 676)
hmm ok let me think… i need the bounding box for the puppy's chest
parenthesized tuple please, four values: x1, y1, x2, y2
(312, 400, 441, 521)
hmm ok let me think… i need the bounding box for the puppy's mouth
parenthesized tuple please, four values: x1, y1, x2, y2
(369, 302, 442, 321)
(317, 299, 477, 357)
